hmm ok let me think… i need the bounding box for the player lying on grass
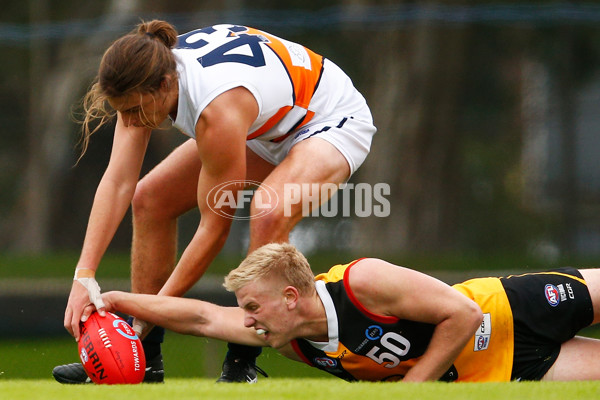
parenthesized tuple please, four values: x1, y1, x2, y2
(96, 242, 600, 382)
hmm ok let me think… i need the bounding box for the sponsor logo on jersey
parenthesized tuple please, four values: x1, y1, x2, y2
(365, 325, 383, 341)
(354, 338, 369, 353)
(294, 128, 311, 139)
(566, 283, 575, 299)
(473, 313, 491, 352)
(557, 284, 567, 301)
(475, 335, 490, 351)
(314, 357, 337, 368)
(545, 284, 560, 306)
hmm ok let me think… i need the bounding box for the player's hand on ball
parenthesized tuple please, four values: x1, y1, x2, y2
(76, 276, 106, 321)
(64, 268, 106, 341)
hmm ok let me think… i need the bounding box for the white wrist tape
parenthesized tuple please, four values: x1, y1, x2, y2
(74, 271, 105, 311)
(132, 318, 148, 337)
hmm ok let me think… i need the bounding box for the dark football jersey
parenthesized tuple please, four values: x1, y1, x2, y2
(291, 260, 515, 382)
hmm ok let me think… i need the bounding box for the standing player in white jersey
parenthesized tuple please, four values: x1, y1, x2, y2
(52, 20, 376, 384)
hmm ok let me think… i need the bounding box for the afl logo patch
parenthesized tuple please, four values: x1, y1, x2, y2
(545, 284, 560, 307)
(365, 325, 383, 340)
(314, 357, 337, 368)
(476, 335, 489, 351)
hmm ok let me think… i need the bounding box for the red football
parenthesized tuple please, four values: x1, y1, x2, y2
(78, 312, 146, 384)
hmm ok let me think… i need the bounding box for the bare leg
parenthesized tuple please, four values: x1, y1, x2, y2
(131, 139, 201, 295)
(131, 141, 276, 295)
(248, 137, 350, 251)
(580, 269, 600, 324)
(131, 136, 347, 296)
(543, 336, 600, 380)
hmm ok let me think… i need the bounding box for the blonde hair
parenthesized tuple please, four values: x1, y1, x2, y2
(224, 243, 315, 295)
(77, 19, 178, 161)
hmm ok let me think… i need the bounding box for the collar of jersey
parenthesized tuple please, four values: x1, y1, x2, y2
(306, 280, 340, 353)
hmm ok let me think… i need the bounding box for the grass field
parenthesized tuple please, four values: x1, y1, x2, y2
(2, 379, 600, 400)
(0, 333, 325, 380)
(3, 251, 600, 398)
(3, 329, 600, 400)
(5, 325, 599, 380)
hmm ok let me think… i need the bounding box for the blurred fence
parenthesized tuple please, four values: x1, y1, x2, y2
(4, 3, 600, 45)
(0, 276, 237, 338)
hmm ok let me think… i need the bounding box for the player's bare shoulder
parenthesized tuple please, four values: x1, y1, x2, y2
(346, 258, 408, 292)
(344, 259, 405, 308)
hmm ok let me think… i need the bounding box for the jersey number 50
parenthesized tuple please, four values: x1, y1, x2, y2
(366, 332, 411, 369)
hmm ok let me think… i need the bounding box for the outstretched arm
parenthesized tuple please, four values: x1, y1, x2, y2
(101, 291, 267, 347)
(348, 259, 483, 382)
(65, 117, 151, 341)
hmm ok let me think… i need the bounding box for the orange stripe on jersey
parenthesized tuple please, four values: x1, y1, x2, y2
(241, 27, 324, 140)
(245, 27, 324, 108)
(247, 105, 293, 140)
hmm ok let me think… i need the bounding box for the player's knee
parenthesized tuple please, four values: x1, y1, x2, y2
(252, 206, 285, 228)
(250, 206, 292, 240)
(132, 179, 170, 221)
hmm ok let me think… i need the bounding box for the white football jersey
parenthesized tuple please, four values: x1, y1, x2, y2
(171, 24, 369, 142)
